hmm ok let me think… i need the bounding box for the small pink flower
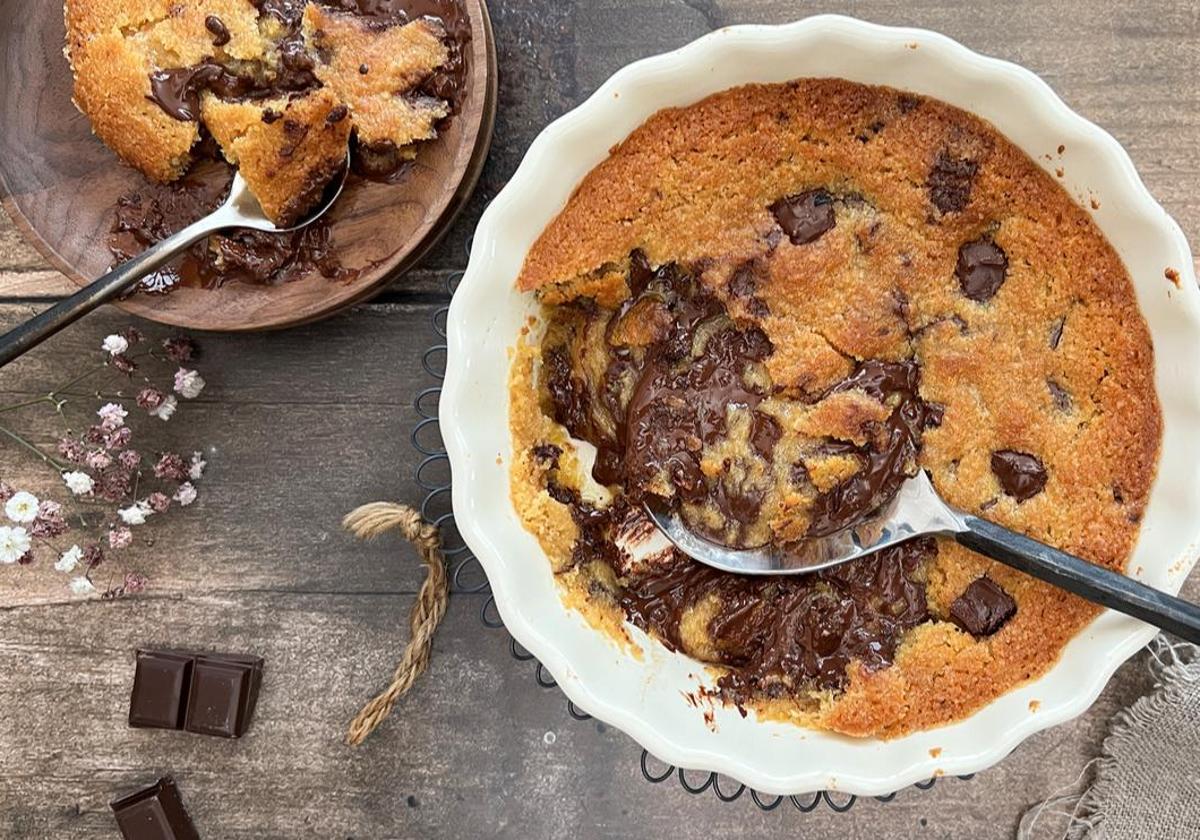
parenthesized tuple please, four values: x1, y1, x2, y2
(96, 469, 132, 502)
(105, 426, 132, 450)
(163, 336, 197, 363)
(0, 482, 12, 504)
(173, 482, 197, 507)
(97, 402, 127, 430)
(30, 500, 67, 539)
(82, 545, 104, 569)
(108, 527, 133, 549)
(173, 368, 205, 399)
(17, 550, 34, 566)
(147, 492, 171, 513)
(118, 450, 142, 470)
(137, 387, 165, 411)
(57, 438, 85, 463)
(154, 453, 189, 482)
(85, 450, 112, 471)
(149, 395, 177, 421)
(84, 425, 107, 444)
(120, 326, 144, 346)
(109, 354, 137, 375)
(123, 572, 148, 594)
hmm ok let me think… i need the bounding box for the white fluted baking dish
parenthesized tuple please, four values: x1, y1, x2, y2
(441, 15, 1200, 795)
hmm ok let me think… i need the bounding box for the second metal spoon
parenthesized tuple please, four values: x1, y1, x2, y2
(0, 160, 349, 368)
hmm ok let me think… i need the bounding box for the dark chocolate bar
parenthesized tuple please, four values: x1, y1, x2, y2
(111, 777, 200, 840)
(129, 649, 263, 738)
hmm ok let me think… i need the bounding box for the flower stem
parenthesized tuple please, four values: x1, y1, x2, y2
(0, 395, 57, 414)
(0, 423, 69, 472)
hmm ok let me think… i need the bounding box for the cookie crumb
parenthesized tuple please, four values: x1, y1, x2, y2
(1165, 267, 1181, 288)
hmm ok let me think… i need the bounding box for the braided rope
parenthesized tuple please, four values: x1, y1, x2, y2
(342, 502, 448, 746)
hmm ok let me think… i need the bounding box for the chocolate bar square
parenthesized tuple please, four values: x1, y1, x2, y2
(184, 659, 253, 738)
(129, 652, 193, 730)
(111, 777, 200, 840)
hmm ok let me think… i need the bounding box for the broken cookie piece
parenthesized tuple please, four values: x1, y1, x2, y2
(64, 0, 469, 224)
(202, 90, 352, 226)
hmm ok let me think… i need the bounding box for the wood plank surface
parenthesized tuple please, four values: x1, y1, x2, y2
(1, 1, 1198, 838)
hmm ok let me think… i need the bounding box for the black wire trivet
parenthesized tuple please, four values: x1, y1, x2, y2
(411, 253, 975, 812)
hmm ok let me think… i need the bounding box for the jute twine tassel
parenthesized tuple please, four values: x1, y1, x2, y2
(341, 502, 448, 746)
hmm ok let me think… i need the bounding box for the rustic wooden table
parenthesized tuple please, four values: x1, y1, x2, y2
(1, 2, 1197, 838)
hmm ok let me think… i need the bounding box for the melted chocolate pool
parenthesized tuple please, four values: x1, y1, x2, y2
(108, 165, 356, 293)
(538, 251, 948, 696)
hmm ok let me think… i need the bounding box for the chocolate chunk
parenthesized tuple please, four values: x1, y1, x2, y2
(928, 151, 978, 213)
(924, 402, 945, 428)
(727, 259, 771, 317)
(770, 189, 835, 245)
(148, 62, 253, 122)
(359, 63, 370, 75)
(956, 237, 1008, 302)
(949, 576, 1017, 637)
(531, 443, 561, 466)
(727, 261, 759, 299)
(261, 108, 282, 124)
(111, 777, 200, 840)
(128, 649, 263, 738)
(184, 656, 262, 738)
(991, 450, 1047, 501)
(1047, 380, 1071, 411)
(205, 15, 231, 47)
(1049, 316, 1065, 350)
(129, 651, 193, 730)
(749, 411, 782, 459)
(326, 104, 350, 125)
(627, 249, 654, 296)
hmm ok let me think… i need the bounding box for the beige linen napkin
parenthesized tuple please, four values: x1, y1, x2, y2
(1019, 637, 1200, 839)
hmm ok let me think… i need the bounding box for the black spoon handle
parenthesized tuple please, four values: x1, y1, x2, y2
(0, 221, 215, 368)
(956, 515, 1200, 644)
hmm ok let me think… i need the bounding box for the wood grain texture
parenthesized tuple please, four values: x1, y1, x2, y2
(0, 0, 496, 331)
(0, 1, 1198, 838)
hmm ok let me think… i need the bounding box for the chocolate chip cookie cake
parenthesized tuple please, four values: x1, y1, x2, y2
(65, 0, 468, 227)
(507, 79, 1161, 737)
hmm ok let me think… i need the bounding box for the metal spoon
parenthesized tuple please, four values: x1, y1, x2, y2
(646, 470, 1200, 643)
(0, 159, 350, 368)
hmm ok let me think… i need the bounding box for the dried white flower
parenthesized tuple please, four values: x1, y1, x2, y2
(118, 501, 153, 526)
(5, 491, 39, 523)
(173, 482, 197, 507)
(56, 545, 83, 573)
(149, 394, 178, 421)
(174, 368, 206, 399)
(189, 452, 207, 481)
(0, 525, 31, 564)
(101, 334, 129, 356)
(97, 402, 128, 429)
(69, 576, 96, 596)
(62, 470, 95, 496)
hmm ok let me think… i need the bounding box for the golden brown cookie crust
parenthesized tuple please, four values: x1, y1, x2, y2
(508, 79, 1161, 738)
(64, 0, 453, 224)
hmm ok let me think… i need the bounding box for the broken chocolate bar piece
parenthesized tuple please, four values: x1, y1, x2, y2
(111, 777, 200, 840)
(949, 576, 1017, 637)
(129, 649, 263, 738)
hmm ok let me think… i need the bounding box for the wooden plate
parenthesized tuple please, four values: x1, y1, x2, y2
(0, 0, 496, 331)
